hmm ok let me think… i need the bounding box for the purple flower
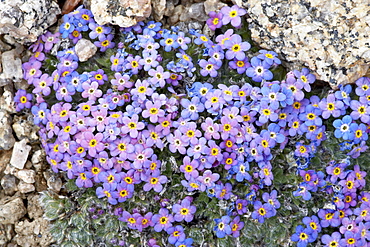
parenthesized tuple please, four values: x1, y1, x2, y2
(339, 231, 363, 247)
(291, 225, 316, 247)
(80, 131, 105, 157)
(113, 183, 134, 203)
(76, 172, 93, 188)
(355, 77, 370, 96)
(229, 57, 251, 74)
(319, 93, 345, 119)
(142, 100, 165, 123)
(224, 34, 250, 60)
(246, 57, 273, 82)
(199, 59, 220, 77)
(321, 232, 342, 247)
(89, 22, 111, 40)
(128, 144, 153, 169)
(207, 11, 223, 30)
(221, 5, 247, 27)
(201, 117, 220, 140)
(318, 209, 341, 228)
(14, 89, 33, 111)
(257, 50, 281, 66)
(262, 190, 280, 209)
(96, 183, 117, 205)
(23, 60, 42, 81)
(172, 198, 196, 222)
(293, 183, 311, 200)
(143, 170, 168, 193)
(152, 208, 174, 232)
(293, 68, 315, 92)
(180, 156, 199, 180)
(131, 79, 153, 101)
(167, 130, 187, 155)
(350, 100, 370, 123)
(251, 201, 274, 223)
(81, 81, 103, 100)
(32, 74, 52, 95)
(167, 225, 186, 245)
(125, 55, 143, 74)
(148, 65, 170, 88)
(121, 114, 145, 138)
(119, 211, 141, 230)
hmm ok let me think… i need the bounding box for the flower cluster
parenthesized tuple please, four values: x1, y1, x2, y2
(15, 3, 370, 246)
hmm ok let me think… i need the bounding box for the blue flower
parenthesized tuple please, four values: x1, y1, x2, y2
(213, 216, 232, 238)
(333, 115, 355, 140)
(246, 57, 273, 82)
(291, 225, 316, 247)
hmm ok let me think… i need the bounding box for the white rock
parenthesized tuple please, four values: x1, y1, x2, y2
(0, 0, 60, 43)
(91, 0, 151, 27)
(31, 149, 44, 164)
(75, 38, 98, 62)
(18, 181, 35, 193)
(0, 49, 23, 86)
(0, 85, 16, 113)
(0, 109, 15, 150)
(10, 139, 31, 169)
(204, 0, 227, 14)
(16, 169, 36, 183)
(242, 0, 370, 87)
(152, 0, 166, 21)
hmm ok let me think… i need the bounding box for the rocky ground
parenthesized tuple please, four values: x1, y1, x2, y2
(0, 0, 369, 246)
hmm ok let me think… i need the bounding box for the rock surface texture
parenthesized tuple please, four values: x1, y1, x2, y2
(241, 0, 370, 88)
(91, 0, 152, 27)
(0, 0, 61, 44)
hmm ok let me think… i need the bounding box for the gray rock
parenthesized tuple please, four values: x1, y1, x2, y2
(0, 197, 26, 224)
(0, 0, 61, 43)
(91, 0, 151, 27)
(152, 0, 166, 21)
(31, 149, 44, 167)
(0, 224, 14, 246)
(0, 84, 16, 113)
(14, 218, 53, 247)
(75, 38, 98, 62)
(188, 3, 208, 21)
(0, 149, 12, 174)
(16, 169, 35, 183)
(17, 181, 35, 193)
(169, 5, 185, 25)
(27, 194, 43, 219)
(0, 49, 23, 86)
(10, 139, 31, 169)
(0, 109, 15, 150)
(242, 0, 370, 88)
(44, 170, 62, 192)
(0, 174, 18, 195)
(12, 115, 39, 141)
(204, 0, 226, 14)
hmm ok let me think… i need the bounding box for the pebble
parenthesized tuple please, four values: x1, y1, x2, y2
(10, 139, 31, 169)
(0, 174, 18, 196)
(75, 38, 98, 62)
(91, 0, 151, 27)
(18, 181, 35, 193)
(0, 49, 23, 86)
(0, 109, 15, 150)
(0, 197, 27, 224)
(16, 169, 36, 184)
